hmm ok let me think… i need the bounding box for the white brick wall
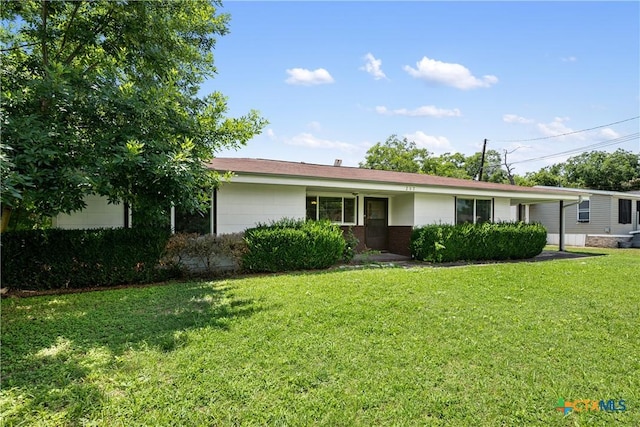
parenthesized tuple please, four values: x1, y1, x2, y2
(216, 182, 306, 234)
(53, 195, 125, 229)
(414, 194, 455, 225)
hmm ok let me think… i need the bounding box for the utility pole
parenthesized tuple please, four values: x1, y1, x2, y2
(477, 138, 488, 181)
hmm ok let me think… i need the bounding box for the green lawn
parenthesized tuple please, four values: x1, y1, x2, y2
(2, 248, 639, 426)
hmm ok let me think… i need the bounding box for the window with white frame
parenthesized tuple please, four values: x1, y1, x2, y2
(306, 196, 356, 224)
(456, 198, 493, 225)
(577, 199, 590, 223)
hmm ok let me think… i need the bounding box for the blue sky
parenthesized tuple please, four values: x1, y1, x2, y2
(204, 1, 640, 174)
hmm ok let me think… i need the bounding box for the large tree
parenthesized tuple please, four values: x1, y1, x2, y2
(463, 149, 507, 183)
(563, 149, 640, 191)
(423, 152, 470, 179)
(524, 149, 640, 191)
(359, 135, 510, 182)
(0, 0, 267, 229)
(359, 135, 432, 173)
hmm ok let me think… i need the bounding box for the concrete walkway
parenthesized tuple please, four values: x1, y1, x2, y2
(351, 252, 412, 264)
(350, 250, 597, 267)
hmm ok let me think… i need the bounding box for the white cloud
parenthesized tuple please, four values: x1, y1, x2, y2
(360, 53, 387, 80)
(598, 127, 620, 139)
(506, 117, 620, 146)
(286, 133, 357, 152)
(403, 131, 452, 153)
(503, 114, 534, 124)
(307, 121, 322, 132)
(536, 117, 585, 140)
(376, 105, 461, 118)
(561, 56, 578, 62)
(285, 68, 334, 86)
(403, 56, 498, 89)
(265, 128, 276, 140)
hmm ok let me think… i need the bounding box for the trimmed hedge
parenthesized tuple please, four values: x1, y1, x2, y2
(1, 227, 174, 290)
(411, 222, 547, 263)
(242, 219, 346, 272)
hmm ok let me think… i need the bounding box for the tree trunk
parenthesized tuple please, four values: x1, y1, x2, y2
(1, 206, 12, 233)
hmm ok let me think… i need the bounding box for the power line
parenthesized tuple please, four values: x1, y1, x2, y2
(509, 132, 639, 165)
(493, 116, 639, 143)
(485, 132, 639, 168)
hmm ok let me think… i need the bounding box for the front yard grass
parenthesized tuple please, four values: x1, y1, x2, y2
(1, 248, 639, 426)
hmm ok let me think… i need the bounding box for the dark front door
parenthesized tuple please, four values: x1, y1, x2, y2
(365, 198, 388, 251)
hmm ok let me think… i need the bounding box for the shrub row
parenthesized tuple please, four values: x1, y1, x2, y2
(1, 219, 354, 289)
(162, 232, 247, 276)
(242, 219, 346, 272)
(411, 222, 547, 263)
(1, 227, 175, 290)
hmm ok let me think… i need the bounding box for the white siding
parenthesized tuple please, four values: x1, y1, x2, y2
(414, 194, 455, 226)
(611, 196, 638, 235)
(509, 205, 530, 222)
(493, 198, 512, 222)
(531, 195, 639, 235)
(54, 195, 125, 229)
(216, 182, 306, 234)
(546, 233, 587, 247)
(510, 205, 518, 221)
(530, 202, 560, 233)
(389, 194, 414, 226)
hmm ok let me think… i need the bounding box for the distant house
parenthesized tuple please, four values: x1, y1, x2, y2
(54, 158, 585, 255)
(529, 186, 640, 248)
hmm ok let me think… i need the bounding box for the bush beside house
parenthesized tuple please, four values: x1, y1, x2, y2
(1, 220, 354, 290)
(242, 219, 347, 272)
(411, 222, 547, 263)
(1, 227, 175, 290)
(3, 220, 549, 290)
(162, 232, 247, 277)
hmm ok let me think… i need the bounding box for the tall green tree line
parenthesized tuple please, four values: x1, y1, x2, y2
(1, 0, 267, 231)
(360, 135, 640, 191)
(359, 135, 507, 183)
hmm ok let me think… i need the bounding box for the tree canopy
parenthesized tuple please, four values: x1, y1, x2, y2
(360, 134, 508, 182)
(1, 0, 267, 228)
(359, 135, 639, 192)
(359, 135, 431, 174)
(525, 149, 640, 191)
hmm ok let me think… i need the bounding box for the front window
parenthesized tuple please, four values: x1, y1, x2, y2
(577, 200, 590, 223)
(456, 198, 474, 224)
(319, 197, 343, 222)
(306, 196, 356, 224)
(306, 197, 317, 222)
(619, 199, 632, 224)
(344, 198, 356, 223)
(476, 200, 492, 224)
(175, 207, 211, 234)
(456, 198, 493, 225)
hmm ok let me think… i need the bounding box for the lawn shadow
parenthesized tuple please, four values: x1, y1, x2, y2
(1, 280, 263, 424)
(528, 249, 607, 262)
(259, 249, 609, 277)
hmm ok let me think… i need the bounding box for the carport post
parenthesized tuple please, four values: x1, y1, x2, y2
(559, 200, 565, 252)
